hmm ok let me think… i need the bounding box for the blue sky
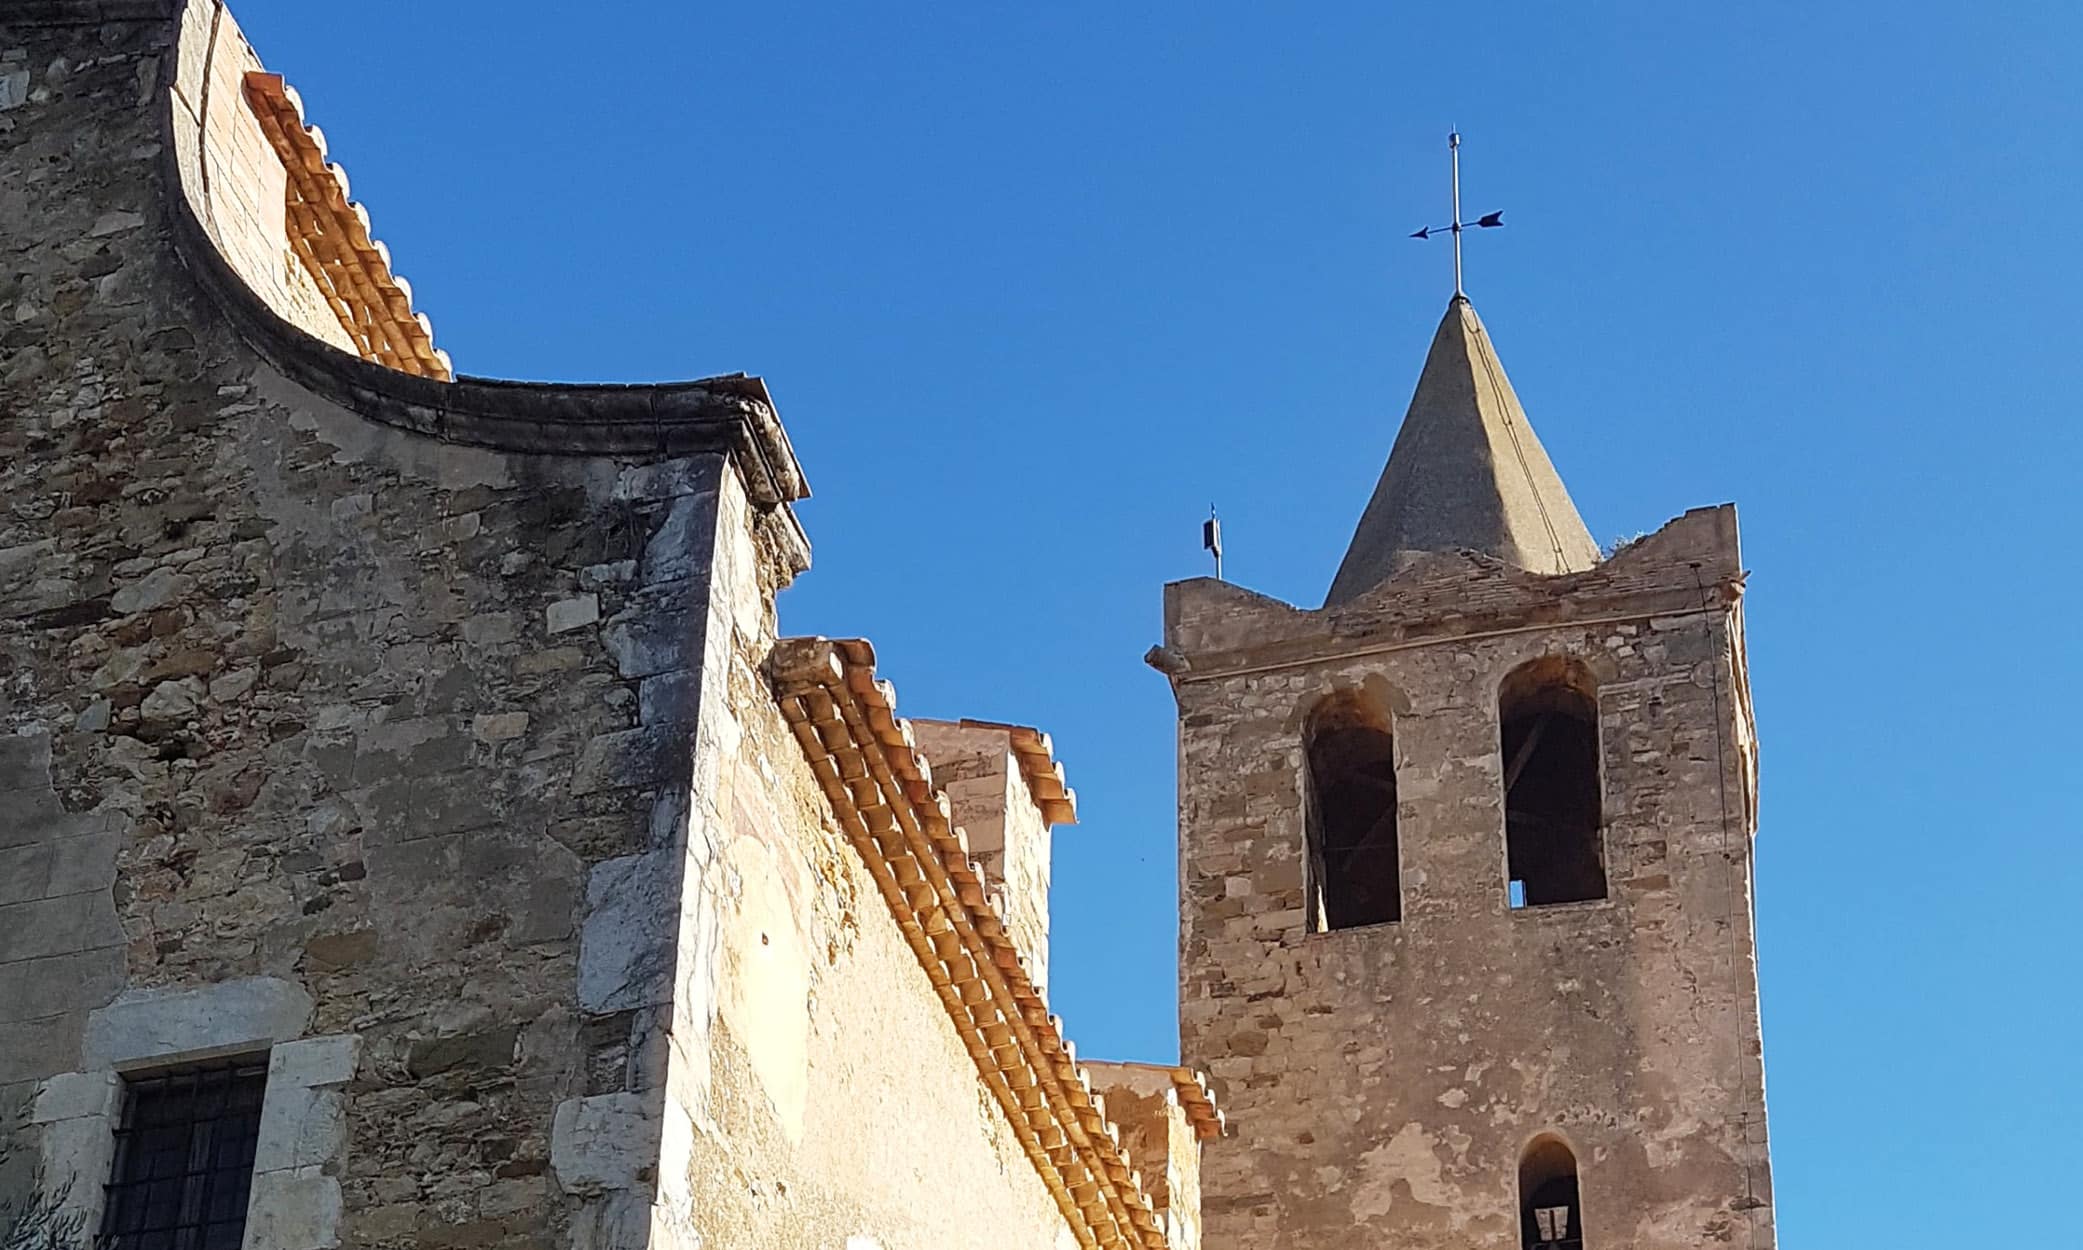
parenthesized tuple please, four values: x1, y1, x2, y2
(239, 3, 2082, 1244)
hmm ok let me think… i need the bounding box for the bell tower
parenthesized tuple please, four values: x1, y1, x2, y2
(1152, 296, 1775, 1248)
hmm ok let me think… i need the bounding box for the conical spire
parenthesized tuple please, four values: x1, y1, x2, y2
(1325, 296, 1599, 606)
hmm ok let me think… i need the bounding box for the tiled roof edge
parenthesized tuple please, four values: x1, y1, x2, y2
(772, 637, 1166, 1250)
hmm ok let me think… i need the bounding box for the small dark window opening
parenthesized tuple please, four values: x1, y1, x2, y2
(1520, 1135, 1585, 1249)
(1305, 692, 1400, 929)
(100, 1057, 269, 1250)
(1500, 658, 1607, 907)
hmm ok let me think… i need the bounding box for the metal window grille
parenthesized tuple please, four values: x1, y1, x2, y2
(99, 1058, 269, 1250)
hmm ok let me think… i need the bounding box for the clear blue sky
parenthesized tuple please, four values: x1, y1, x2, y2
(241, 3, 2081, 1244)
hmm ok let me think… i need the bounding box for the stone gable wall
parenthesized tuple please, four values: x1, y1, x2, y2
(0, 8, 1075, 1250)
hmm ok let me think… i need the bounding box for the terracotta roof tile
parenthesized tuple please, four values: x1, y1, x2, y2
(772, 637, 1167, 1250)
(243, 72, 452, 380)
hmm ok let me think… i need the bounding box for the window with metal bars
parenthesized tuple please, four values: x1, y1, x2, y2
(99, 1057, 270, 1250)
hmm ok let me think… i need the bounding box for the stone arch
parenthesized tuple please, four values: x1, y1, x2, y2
(1303, 688, 1401, 930)
(1498, 656, 1607, 907)
(1518, 1133, 1585, 1247)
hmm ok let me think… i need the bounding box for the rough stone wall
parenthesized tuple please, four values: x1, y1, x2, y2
(1161, 507, 1773, 1250)
(0, 8, 1086, 1249)
(912, 721, 1054, 997)
(0, 15, 751, 1246)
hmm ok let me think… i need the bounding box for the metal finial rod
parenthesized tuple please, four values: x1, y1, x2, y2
(1449, 130, 1463, 296)
(1408, 129, 1503, 294)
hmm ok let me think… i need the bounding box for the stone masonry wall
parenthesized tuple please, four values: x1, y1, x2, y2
(0, 16, 750, 1245)
(0, 7, 1084, 1249)
(1161, 509, 1773, 1250)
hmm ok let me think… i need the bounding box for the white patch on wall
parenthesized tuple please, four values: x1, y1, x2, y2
(719, 834, 811, 1144)
(1349, 1121, 1456, 1223)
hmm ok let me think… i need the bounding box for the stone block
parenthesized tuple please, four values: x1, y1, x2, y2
(405, 1025, 518, 1078)
(640, 492, 719, 585)
(353, 776, 496, 845)
(550, 1092, 657, 1195)
(613, 455, 723, 503)
(302, 929, 377, 971)
(30, 1069, 120, 1124)
(74, 698, 112, 732)
(45, 825, 121, 896)
(0, 947, 124, 1021)
(638, 670, 698, 728)
(572, 726, 685, 798)
(138, 677, 202, 725)
(84, 976, 312, 1069)
(578, 851, 677, 1013)
(601, 579, 705, 679)
(108, 567, 191, 614)
(473, 711, 530, 742)
(0, 891, 121, 963)
(0, 731, 53, 795)
(0, 841, 53, 904)
(546, 594, 600, 634)
(0, 1012, 83, 1086)
(461, 611, 515, 647)
(38, 1108, 117, 1233)
(268, 1034, 360, 1088)
(241, 1166, 343, 1250)
(253, 1082, 345, 1171)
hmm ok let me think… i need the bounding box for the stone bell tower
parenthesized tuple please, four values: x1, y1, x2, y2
(1150, 296, 1775, 1249)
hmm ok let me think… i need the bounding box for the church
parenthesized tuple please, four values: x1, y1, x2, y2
(0, 3, 1774, 1248)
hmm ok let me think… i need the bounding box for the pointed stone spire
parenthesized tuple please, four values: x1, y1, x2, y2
(1325, 296, 1600, 606)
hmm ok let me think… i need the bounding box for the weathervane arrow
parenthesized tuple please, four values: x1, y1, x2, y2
(1409, 131, 1503, 295)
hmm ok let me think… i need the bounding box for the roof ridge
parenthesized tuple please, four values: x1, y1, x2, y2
(1465, 311, 1573, 572)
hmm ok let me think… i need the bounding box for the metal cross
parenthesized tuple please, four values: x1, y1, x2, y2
(1409, 131, 1503, 296)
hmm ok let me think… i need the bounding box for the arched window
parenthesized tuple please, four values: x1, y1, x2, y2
(1499, 658, 1606, 907)
(1519, 1135, 1584, 1248)
(1304, 692, 1400, 930)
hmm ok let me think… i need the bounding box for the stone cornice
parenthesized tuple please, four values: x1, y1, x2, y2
(1, 1, 177, 24)
(1158, 505, 1744, 682)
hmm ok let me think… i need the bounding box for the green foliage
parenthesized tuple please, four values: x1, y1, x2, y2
(1600, 531, 1647, 558)
(0, 1139, 90, 1250)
